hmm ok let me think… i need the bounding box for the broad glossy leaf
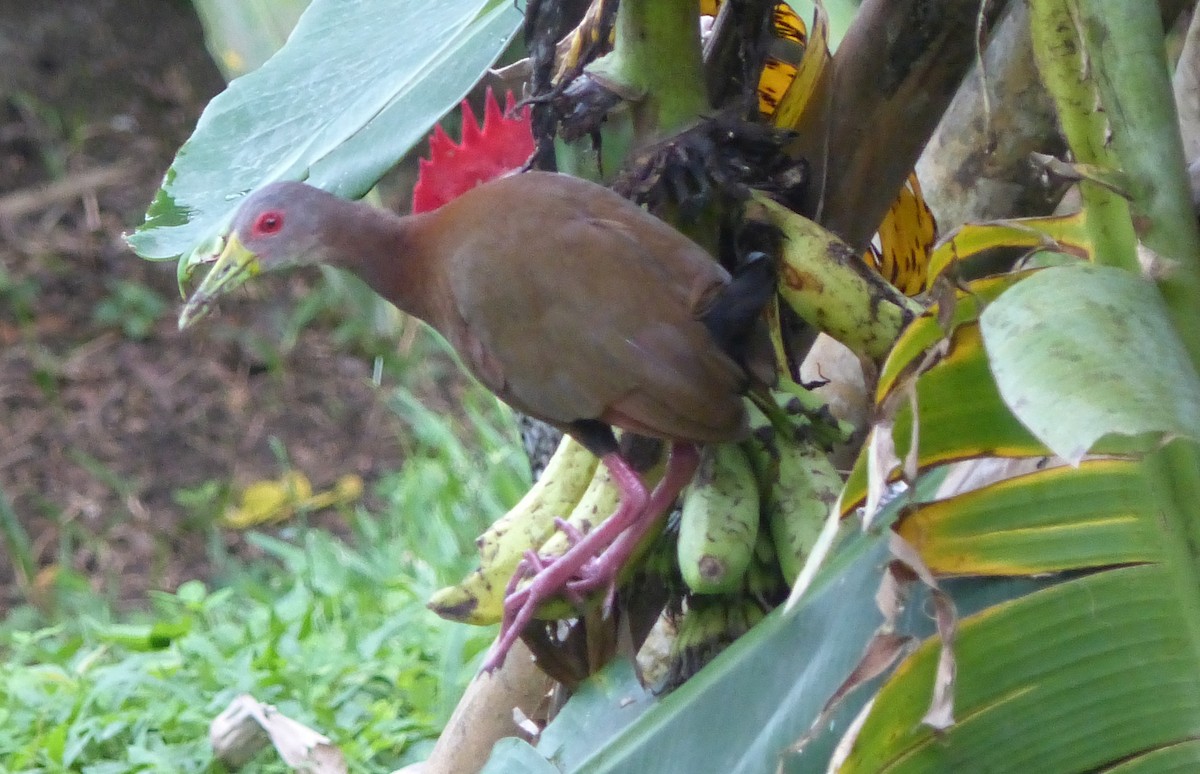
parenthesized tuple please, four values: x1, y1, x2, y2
(192, 0, 310, 79)
(843, 320, 1051, 513)
(128, 0, 522, 262)
(1103, 740, 1200, 773)
(898, 459, 1159, 575)
(534, 659, 655, 771)
(846, 267, 1182, 512)
(981, 263, 1200, 463)
(839, 565, 1200, 772)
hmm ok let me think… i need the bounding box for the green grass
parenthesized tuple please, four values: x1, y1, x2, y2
(1, 550, 481, 771)
(92, 280, 169, 341)
(0, 315, 532, 772)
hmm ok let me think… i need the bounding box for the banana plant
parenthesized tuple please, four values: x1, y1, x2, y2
(479, 2, 1200, 772)
(134, 0, 1200, 771)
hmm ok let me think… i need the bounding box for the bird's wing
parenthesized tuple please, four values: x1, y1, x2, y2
(445, 212, 748, 442)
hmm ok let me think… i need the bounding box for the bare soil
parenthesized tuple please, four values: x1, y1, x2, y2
(0, 0, 433, 612)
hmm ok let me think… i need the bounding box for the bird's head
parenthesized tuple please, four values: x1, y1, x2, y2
(179, 181, 334, 328)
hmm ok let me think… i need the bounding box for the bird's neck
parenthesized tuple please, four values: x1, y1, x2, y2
(321, 201, 443, 324)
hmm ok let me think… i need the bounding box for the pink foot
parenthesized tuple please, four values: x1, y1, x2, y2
(480, 443, 699, 672)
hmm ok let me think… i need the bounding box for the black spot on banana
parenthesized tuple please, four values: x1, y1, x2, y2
(741, 401, 843, 588)
(676, 442, 761, 595)
(665, 595, 767, 689)
(746, 193, 923, 361)
(428, 435, 598, 625)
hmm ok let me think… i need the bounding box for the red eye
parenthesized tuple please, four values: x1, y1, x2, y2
(253, 211, 284, 236)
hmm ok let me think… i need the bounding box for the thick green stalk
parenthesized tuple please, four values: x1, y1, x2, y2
(1028, 0, 1139, 272)
(1076, 1, 1200, 592)
(1077, 0, 1200, 366)
(586, 0, 709, 142)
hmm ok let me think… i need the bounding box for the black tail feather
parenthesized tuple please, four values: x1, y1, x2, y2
(700, 252, 776, 360)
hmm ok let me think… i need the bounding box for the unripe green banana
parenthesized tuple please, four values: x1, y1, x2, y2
(428, 435, 598, 625)
(666, 596, 767, 689)
(746, 193, 922, 361)
(766, 431, 842, 586)
(741, 402, 843, 588)
(676, 443, 761, 595)
(743, 524, 787, 608)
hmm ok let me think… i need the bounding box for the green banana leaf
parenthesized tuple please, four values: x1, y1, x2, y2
(480, 473, 1062, 773)
(133, 0, 1200, 769)
(127, 0, 522, 263)
(980, 263, 1200, 463)
(823, 245, 1200, 767)
(482, 257, 1200, 772)
(478, 239, 1200, 769)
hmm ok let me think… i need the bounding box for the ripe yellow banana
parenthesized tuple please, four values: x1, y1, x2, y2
(676, 442, 761, 595)
(428, 435, 598, 625)
(529, 443, 668, 620)
(535, 461, 622, 559)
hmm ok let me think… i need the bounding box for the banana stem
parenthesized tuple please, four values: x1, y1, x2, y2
(1028, 0, 1140, 273)
(586, 0, 709, 143)
(1075, 0, 1200, 366)
(1074, 1, 1200, 646)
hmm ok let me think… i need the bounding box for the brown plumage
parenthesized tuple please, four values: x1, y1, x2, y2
(180, 170, 774, 671)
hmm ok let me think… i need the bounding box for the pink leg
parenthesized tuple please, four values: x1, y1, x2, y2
(569, 442, 699, 596)
(480, 442, 700, 673)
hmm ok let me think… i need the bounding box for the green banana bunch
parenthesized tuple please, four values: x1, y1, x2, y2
(666, 595, 768, 689)
(529, 444, 668, 620)
(428, 435, 598, 625)
(743, 523, 788, 608)
(676, 443, 761, 595)
(742, 402, 843, 587)
(746, 193, 922, 361)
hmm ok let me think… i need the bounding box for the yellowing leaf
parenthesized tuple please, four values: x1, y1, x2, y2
(703, 1, 808, 119)
(924, 211, 1093, 291)
(758, 58, 800, 116)
(897, 460, 1158, 576)
(304, 474, 365, 510)
(223, 471, 363, 528)
(770, 3, 806, 45)
(554, 0, 619, 81)
(758, 3, 807, 116)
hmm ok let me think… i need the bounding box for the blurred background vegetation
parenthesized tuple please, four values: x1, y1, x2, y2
(0, 1, 526, 770)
